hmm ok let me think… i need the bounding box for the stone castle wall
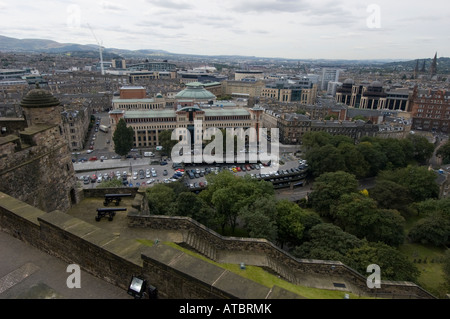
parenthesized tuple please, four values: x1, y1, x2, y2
(0, 191, 300, 299)
(128, 213, 436, 299)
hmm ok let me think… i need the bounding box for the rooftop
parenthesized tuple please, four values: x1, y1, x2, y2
(112, 98, 157, 103)
(175, 82, 216, 100)
(20, 88, 61, 109)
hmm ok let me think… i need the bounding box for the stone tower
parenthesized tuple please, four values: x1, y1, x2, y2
(0, 87, 78, 213)
(21, 85, 63, 128)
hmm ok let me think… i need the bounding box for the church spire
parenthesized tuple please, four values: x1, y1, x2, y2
(414, 60, 419, 79)
(430, 52, 437, 76)
(420, 60, 426, 73)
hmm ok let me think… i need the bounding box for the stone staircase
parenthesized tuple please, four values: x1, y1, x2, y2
(266, 256, 298, 284)
(184, 231, 217, 261)
(183, 231, 298, 285)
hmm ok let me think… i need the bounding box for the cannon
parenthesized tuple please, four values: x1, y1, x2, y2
(103, 193, 133, 206)
(95, 207, 127, 221)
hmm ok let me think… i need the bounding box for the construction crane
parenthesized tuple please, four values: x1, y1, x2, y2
(87, 24, 105, 75)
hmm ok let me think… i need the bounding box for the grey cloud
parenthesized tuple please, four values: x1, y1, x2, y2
(145, 0, 195, 10)
(231, 0, 312, 13)
(100, 1, 126, 12)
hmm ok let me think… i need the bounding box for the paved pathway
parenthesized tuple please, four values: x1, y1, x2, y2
(0, 230, 131, 299)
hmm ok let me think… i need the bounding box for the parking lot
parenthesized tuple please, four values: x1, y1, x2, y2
(72, 113, 306, 190)
(74, 155, 308, 191)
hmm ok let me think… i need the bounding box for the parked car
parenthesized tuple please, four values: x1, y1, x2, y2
(163, 169, 168, 176)
(89, 156, 98, 161)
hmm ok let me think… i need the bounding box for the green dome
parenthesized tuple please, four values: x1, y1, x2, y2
(175, 82, 216, 100)
(20, 89, 60, 108)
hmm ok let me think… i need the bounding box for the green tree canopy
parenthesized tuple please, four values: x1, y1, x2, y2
(292, 223, 362, 261)
(338, 143, 370, 179)
(345, 242, 420, 282)
(408, 214, 450, 246)
(356, 141, 388, 177)
(305, 144, 346, 177)
(436, 140, 450, 164)
(308, 171, 359, 218)
(239, 197, 278, 242)
(369, 179, 412, 216)
(200, 170, 275, 234)
(406, 134, 435, 164)
(301, 131, 332, 150)
(408, 198, 450, 246)
(274, 200, 306, 248)
(333, 193, 405, 246)
(146, 184, 175, 215)
(377, 165, 440, 202)
(112, 118, 134, 156)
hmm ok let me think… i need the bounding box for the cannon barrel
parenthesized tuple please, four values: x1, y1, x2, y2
(97, 208, 127, 212)
(104, 194, 132, 198)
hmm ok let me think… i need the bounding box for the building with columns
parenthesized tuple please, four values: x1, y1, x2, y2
(109, 84, 264, 148)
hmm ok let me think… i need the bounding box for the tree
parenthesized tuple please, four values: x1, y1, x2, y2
(275, 200, 306, 248)
(301, 131, 332, 150)
(338, 143, 370, 179)
(408, 214, 450, 246)
(305, 144, 346, 177)
(333, 193, 405, 246)
(369, 179, 412, 216)
(345, 242, 420, 282)
(406, 134, 435, 164)
(308, 171, 359, 218)
(356, 141, 388, 177)
(158, 129, 178, 157)
(378, 138, 407, 169)
(378, 165, 439, 202)
(292, 223, 362, 261)
(411, 198, 450, 216)
(239, 197, 278, 242)
(171, 191, 203, 218)
(200, 170, 275, 234)
(408, 198, 450, 246)
(436, 140, 450, 164)
(146, 184, 175, 215)
(112, 118, 134, 157)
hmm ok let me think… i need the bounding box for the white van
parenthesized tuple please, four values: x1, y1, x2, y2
(144, 152, 155, 157)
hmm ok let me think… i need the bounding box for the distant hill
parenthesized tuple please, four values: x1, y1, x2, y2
(0, 35, 99, 53)
(0, 35, 170, 58)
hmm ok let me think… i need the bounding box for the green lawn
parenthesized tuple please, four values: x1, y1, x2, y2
(399, 243, 447, 298)
(138, 239, 374, 299)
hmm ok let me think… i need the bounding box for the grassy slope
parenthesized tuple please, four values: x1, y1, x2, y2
(137, 239, 372, 299)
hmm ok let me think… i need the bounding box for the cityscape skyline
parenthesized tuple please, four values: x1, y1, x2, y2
(0, 0, 449, 61)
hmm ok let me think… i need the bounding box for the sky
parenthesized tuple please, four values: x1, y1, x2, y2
(0, 0, 449, 60)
